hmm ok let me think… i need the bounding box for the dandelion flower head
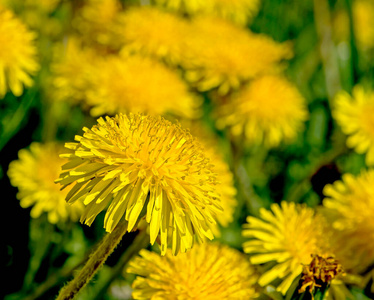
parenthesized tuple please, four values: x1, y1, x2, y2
(216, 75, 308, 148)
(242, 201, 324, 295)
(154, 0, 261, 25)
(0, 5, 39, 98)
(8, 142, 84, 224)
(127, 242, 259, 300)
(298, 254, 345, 298)
(56, 113, 223, 255)
(183, 17, 293, 95)
(51, 38, 98, 104)
(333, 0, 374, 50)
(120, 6, 189, 64)
(185, 121, 237, 229)
(86, 55, 201, 119)
(323, 170, 374, 272)
(73, 0, 125, 50)
(333, 86, 374, 165)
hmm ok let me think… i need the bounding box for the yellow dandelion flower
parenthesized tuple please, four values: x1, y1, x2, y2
(120, 6, 189, 64)
(155, 0, 261, 25)
(86, 55, 201, 118)
(7, 142, 84, 224)
(185, 121, 237, 229)
(216, 74, 308, 148)
(333, 86, 374, 165)
(56, 113, 223, 255)
(242, 201, 323, 295)
(73, 0, 125, 50)
(183, 17, 293, 95)
(51, 38, 98, 104)
(127, 242, 259, 300)
(333, 0, 374, 50)
(206, 147, 236, 229)
(323, 170, 374, 272)
(0, 6, 39, 98)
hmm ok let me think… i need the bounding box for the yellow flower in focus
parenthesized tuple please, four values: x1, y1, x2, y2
(333, 86, 374, 165)
(185, 121, 237, 229)
(323, 170, 374, 272)
(7, 143, 84, 224)
(56, 113, 223, 255)
(86, 55, 201, 119)
(127, 243, 259, 300)
(216, 75, 308, 148)
(73, 0, 125, 50)
(51, 38, 98, 104)
(183, 17, 293, 95)
(120, 6, 189, 64)
(242, 201, 322, 295)
(155, 0, 261, 25)
(206, 147, 236, 229)
(0, 6, 39, 98)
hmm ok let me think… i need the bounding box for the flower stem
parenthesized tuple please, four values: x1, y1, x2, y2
(93, 229, 149, 300)
(56, 222, 130, 300)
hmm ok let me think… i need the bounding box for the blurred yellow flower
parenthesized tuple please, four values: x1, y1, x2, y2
(333, 86, 374, 165)
(0, 6, 39, 98)
(8, 143, 84, 224)
(120, 6, 189, 64)
(73, 0, 125, 50)
(86, 55, 201, 118)
(127, 242, 259, 300)
(183, 17, 293, 95)
(323, 170, 374, 273)
(333, 0, 374, 50)
(155, 0, 261, 25)
(56, 113, 223, 255)
(216, 75, 308, 148)
(1, 0, 65, 39)
(51, 38, 98, 104)
(242, 201, 323, 295)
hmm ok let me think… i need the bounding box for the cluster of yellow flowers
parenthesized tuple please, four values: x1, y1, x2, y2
(4, 0, 374, 299)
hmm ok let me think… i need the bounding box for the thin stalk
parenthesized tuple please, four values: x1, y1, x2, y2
(56, 222, 129, 300)
(313, 0, 342, 103)
(93, 229, 149, 300)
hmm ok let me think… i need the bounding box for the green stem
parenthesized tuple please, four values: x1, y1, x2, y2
(93, 229, 149, 300)
(345, 0, 359, 90)
(56, 222, 130, 300)
(313, 0, 342, 104)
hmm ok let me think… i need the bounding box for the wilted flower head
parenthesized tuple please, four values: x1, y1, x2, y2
(120, 6, 189, 64)
(299, 254, 344, 298)
(333, 86, 374, 165)
(56, 113, 223, 255)
(242, 201, 324, 295)
(154, 0, 261, 25)
(127, 242, 259, 299)
(183, 17, 293, 95)
(8, 143, 84, 224)
(323, 170, 374, 272)
(86, 55, 201, 118)
(0, 5, 39, 98)
(216, 75, 308, 147)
